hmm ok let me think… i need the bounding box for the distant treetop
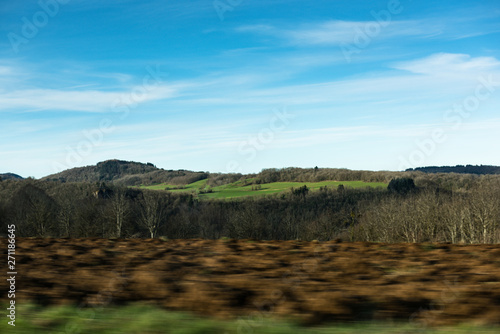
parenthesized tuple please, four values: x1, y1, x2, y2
(0, 173, 24, 180)
(406, 165, 500, 175)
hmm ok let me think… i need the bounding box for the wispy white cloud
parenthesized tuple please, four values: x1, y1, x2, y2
(0, 85, 178, 112)
(236, 20, 438, 46)
(450, 30, 500, 40)
(0, 66, 13, 75)
(3, 52, 499, 118)
(236, 24, 276, 34)
(393, 53, 500, 75)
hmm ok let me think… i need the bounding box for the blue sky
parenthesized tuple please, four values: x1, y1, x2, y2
(1, 0, 500, 178)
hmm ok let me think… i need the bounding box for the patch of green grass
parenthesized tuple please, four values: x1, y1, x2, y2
(137, 183, 178, 191)
(138, 179, 208, 192)
(139, 180, 387, 200)
(2, 303, 498, 334)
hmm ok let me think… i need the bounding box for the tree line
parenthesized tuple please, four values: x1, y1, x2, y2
(39, 160, 495, 190)
(407, 164, 500, 175)
(0, 173, 499, 243)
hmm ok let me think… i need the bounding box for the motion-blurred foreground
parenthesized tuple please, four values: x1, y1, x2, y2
(2, 238, 500, 331)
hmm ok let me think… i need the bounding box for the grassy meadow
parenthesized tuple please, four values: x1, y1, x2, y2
(138, 179, 387, 199)
(3, 303, 498, 334)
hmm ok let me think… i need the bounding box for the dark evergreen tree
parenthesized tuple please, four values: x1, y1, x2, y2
(388, 177, 416, 195)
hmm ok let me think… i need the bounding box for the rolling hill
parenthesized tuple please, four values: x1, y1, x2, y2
(139, 178, 388, 199)
(42, 159, 209, 186)
(37, 160, 500, 198)
(0, 173, 24, 180)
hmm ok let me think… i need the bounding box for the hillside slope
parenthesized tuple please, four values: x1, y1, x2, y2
(0, 173, 24, 180)
(40, 160, 500, 187)
(42, 159, 208, 186)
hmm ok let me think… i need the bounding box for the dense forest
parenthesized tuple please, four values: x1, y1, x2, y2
(406, 164, 500, 175)
(1, 160, 499, 244)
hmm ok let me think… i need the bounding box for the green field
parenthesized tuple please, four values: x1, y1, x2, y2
(3, 303, 498, 334)
(139, 179, 209, 191)
(138, 179, 387, 199)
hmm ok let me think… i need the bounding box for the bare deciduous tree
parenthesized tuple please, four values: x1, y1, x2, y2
(110, 190, 129, 238)
(140, 191, 167, 238)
